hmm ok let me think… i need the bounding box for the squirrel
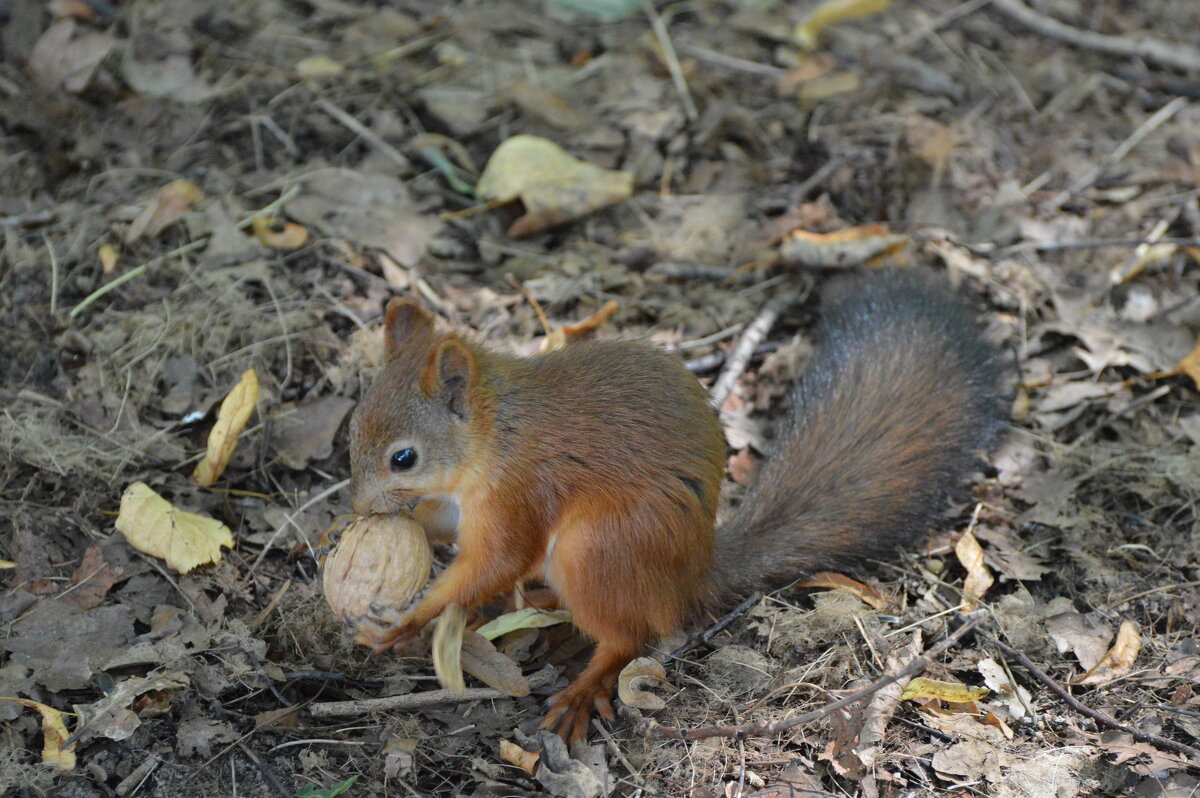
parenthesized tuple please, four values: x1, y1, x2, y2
(347, 268, 1006, 744)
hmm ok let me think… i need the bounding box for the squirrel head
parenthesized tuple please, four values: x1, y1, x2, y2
(348, 298, 476, 516)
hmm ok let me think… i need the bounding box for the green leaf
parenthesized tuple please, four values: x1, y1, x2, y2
(297, 775, 358, 798)
(475, 608, 572, 640)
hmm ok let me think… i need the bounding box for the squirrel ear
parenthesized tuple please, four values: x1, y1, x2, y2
(421, 338, 475, 419)
(383, 297, 436, 357)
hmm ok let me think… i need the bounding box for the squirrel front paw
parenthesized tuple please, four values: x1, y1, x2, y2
(353, 613, 424, 653)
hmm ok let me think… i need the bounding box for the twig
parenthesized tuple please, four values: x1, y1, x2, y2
(987, 0, 1200, 73)
(977, 629, 1200, 763)
(990, 235, 1200, 257)
(1041, 95, 1189, 211)
(314, 97, 412, 170)
(666, 592, 761, 663)
(710, 292, 795, 410)
(43, 233, 59, 315)
(626, 615, 982, 740)
(248, 478, 349, 573)
(643, 0, 698, 123)
(236, 740, 291, 798)
(309, 665, 557, 718)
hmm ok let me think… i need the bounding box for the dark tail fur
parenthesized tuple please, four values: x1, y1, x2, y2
(709, 269, 1007, 606)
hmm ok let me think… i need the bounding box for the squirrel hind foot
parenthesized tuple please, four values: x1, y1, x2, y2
(542, 678, 618, 745)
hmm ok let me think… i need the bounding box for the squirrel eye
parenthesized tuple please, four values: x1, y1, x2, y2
(390, 447, 418, 472)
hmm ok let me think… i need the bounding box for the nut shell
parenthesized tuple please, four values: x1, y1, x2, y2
(323, 515, 432, 624)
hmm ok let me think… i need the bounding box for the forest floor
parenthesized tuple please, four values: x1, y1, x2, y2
(3, 1, 1200, 796)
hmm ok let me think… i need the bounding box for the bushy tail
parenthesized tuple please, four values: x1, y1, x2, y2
(709, 269, 1007, 606)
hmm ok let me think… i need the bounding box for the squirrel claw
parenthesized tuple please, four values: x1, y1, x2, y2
(542, 683, 614, 745)
(353, 616, 421, 653)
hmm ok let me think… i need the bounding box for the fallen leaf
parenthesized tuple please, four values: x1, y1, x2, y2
(476, 135, 633, 238)
(500, 81, 594, 131)
(296, 55, 345, 79)
(432, 603, 467, 695)
(191, 369, 258, 486)
(1098, 730, 1190, 776)
(98, 244, 118, 274)
(27, 19, 115, 93)
(1045, 611, 1113, 672)
(901, 677, 989, 703)
(778, 224, 909, 268)
(0, 698, 75, 771)
(796, 572, 888, 610)
(71, 674, 186, 745)
(122, 45, 213, 102)
(115, 482, 233, 573)
(617, 657, 670, 711)
(539, 300, 621, 353)
(798, 72, 861, 103)
(1074, 620, 1140, 686)
(499, 739, 541, 775)
(795, 0, 891, 50)
(268, 395, 356, 469)
(1175, 337, 1200, 392)
(125, 179, 205, 243)
(977, 658, 1033, 720)
(955, 529, 993, 609)
(475, 607, 572, 641)
(60, 545, 120, 610)
(250, 216, 309, 249)
(460, 631, 529, 696)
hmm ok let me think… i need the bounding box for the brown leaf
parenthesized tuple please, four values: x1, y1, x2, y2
(124, 179, 205, 243)
(250, 215, 309, 249)
(954, 530, 993, 609)
(1074, 620, 1140, 686)
(1045, 611, 1113, 672)
(617, 657, 670, 711)
(460, 631, 530, 696)
(778, 224, 909, 268)
(499, 739, 541, 775)
(796, 572, 888, 610)
(61, 546, 120, 610)
(27, 19, 114, 94)
(268, 395, 356, 470)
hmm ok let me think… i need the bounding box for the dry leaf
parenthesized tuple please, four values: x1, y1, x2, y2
(778, 224, 909, 268)
(476, 135, 633, 238)
(432, 603, 467, 695)
(617, 656, 670, 711)
(796, 571, 888, 610)
(499, 739, 541, 775)
(98, 244, 119, 274)
(475, 608, 572, 641)
(540, 300, 621, 353)
(191, 369, 258, 486)
(1074, 620, 1140, 686)
(955, 529, 993, 609)
(115, 482, 234, 573)
(460, 631, 530, 696)
(250, 216, 309, 249)
(977, 658, 1033, 720)
(0, 698, 75, 771)
(125, 179, 205, 243)
(1175, 338, 1200, 392)
(322, 515, 432, 625)
(1045, 611, 1113, 672)
(28, 19, 115, 94)
(794, 0, 891, 49)
(296, 55, 345, 79)
(901, 677, 989, 703)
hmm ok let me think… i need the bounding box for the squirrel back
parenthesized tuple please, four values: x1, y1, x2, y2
(708, 269, 1007, 605)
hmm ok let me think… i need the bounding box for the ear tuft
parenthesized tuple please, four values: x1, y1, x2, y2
(383, 297, 436, 357)
(421, 338, 475, 418)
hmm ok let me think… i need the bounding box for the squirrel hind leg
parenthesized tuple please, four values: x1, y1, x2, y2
(542, 639, 636, 744)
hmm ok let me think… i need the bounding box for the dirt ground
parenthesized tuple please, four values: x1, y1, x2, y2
(3, 0, 1200, 796)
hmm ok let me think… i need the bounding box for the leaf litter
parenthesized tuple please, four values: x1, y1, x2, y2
(2, 0, 1200, 795)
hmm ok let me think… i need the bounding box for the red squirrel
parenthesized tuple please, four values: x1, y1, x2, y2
(347, 268, 1005, 743)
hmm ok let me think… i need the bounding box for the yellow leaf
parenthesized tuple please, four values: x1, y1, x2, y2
(0, 559, 15, 569)
(250, 216, 309, 249)
(432, 603, 467, 696)
(900, 677, 989, 703)
(474, 607, 572, 641)
(499, 739, 541, 775)
(795, 0, 891, 50)
(954, 529, 993, 609)
(296, 55, 345, 79)
(1074, 620, 1141, 686)
(0, 698, 76, 771)
(798, 71, 860, 103)
(476, 135, 633, 238)
(191, 369, 259, 486)
(115, 482, 233, 573)
(98, 243, 119, 274)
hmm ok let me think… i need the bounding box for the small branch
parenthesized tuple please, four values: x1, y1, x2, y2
(643, 0, 698, 123)
(978, 629, 1200, 763)
(627, 615, 982, 740)
(314, 98, 412, 170)
(666, 592, 761, 663)
(987, 0, 1200, 73)
(709, 292, 795, 410)
(309, 665, 557, 718)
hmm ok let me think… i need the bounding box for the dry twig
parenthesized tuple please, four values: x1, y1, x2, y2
(988, 0, 1200, 73)
(626, 615, 982, 740)
(979, 629, 1200, 764)
(710, 292, 795, 410)
(309, 665, 557, 718)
